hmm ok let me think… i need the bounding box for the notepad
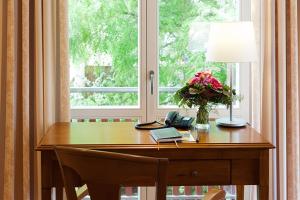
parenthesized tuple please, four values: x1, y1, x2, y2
(150, 127, 183, 142)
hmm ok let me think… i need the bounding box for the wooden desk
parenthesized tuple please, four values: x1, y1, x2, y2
(36, 122, 274, 200)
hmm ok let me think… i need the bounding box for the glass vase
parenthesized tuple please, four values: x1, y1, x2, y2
(195, 105, 210, 132)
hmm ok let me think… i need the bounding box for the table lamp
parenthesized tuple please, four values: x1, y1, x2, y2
(206, 22, 257, 127)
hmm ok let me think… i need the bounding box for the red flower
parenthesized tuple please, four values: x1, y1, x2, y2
(209, 77, 223, 90)
(196, 71, 211, 78)
(189, 71, 222, 89)
(188, 77, 201, 85)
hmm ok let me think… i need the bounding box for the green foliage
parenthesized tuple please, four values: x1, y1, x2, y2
(69, 0, 138, 87)
(158, 0, 237, 105)
(69, 0, 237, 107)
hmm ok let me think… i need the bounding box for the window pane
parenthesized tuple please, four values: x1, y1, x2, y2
(69, 0, 139, 107)
(159, 0, 239, 106)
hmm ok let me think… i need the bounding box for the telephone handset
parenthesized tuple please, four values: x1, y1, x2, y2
(164, 111, 194, 129)
(135, 111, 194, 130)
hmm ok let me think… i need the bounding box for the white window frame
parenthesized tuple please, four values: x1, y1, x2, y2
(71, 0, 148, 122)
(70, 0, 253, 124)
(146, 0, 252, 122)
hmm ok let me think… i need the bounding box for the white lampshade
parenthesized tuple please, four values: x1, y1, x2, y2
(206, 22, 257, 63)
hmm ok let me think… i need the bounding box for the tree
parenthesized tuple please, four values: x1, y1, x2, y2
(69, 0, 237, 106)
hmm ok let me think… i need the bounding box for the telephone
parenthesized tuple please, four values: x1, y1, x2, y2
(164, 111, 194, 129)
(135, 111, 194, 130)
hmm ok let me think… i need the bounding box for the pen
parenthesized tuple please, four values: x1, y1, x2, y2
(174, 140, 179, 148)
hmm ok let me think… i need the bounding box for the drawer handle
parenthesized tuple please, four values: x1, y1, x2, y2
(191, 170, 199, 177)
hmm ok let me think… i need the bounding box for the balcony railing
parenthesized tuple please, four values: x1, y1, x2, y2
(70, 87, 181, 93)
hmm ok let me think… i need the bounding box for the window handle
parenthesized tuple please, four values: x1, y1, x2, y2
(149, 70, 154, 95)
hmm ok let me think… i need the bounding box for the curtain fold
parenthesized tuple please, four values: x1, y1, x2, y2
(250, 0, 275, 199)
(275, 0, 300, 199)
(0, 0, 2, 89)
(0, 1, 30, 199)
(34, 0, 70, 198)
(284, 0, 300, 199)
(0, 0, 70, 199)
(260, 1, 276, 200)
(252, 0, 300, 199)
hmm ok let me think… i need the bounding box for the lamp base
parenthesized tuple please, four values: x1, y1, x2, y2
(215, 117, 247, 127)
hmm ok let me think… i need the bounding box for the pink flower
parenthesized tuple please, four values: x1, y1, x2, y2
(188, 77, 201, 85)
(209, 77, 223, 90)
(188, 71, 212, 85)
(195, 71, 212, 79)
(188, 70, 222, 89)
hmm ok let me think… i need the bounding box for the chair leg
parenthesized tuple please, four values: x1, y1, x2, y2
(236, 185, 244, 200)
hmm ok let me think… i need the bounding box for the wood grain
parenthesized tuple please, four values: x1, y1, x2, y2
(231, 159, 259, 184)
(37, 122, 274, 150)
(258, 150, 269, 200)
(236, 185, 244, 200)
(36, 122, 274, 200)
(167, 160, 230, 185)
(55, 147, 168, 200)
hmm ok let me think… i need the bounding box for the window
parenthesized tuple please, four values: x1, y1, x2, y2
(69, 0, 250, 123)
(158, 0, 239, 106)
(69, 0, 139, 107)
(69, 1, 252, 199)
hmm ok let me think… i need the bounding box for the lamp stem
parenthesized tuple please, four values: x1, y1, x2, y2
(229, 64, 233, 122)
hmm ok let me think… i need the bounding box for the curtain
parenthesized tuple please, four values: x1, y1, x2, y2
(0, 0, 70, 199)
(0, 1, 2, 88)
(252, 0, 300, 199)
(248, 0, 275, 200)
(276, 0, 300, 199)
(34, 0, 70, 199)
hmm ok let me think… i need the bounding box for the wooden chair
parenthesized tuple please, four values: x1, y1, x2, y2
(204, 189, 226, 200)
(55, 146, 169, 200)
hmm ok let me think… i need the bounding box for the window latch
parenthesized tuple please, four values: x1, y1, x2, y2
(149, 70, 154, 95)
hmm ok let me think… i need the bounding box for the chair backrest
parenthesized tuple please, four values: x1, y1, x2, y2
(203, 189, 226, 200)
(55, 146, 169, 200)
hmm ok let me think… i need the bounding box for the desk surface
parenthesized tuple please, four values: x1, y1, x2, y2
(37, 122, 274, 150)
(38, 122, 274, 200)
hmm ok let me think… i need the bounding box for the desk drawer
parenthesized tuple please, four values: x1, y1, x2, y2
(167, 160, 230, 185)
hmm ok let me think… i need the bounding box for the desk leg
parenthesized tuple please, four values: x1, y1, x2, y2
(54, 161, 64, 200)
(236, 185, 244, 200)
(259, 150, 269, 200)
(41, 151, 53, 200)
(55, 187, 63, 200)
(42, 189, 52, 200)
(88, 184, 120, 200)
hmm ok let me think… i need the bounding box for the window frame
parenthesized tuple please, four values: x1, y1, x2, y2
(70, 0, 253, 124)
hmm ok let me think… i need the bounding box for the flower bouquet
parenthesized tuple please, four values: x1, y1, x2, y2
(174, 71, 236, 130)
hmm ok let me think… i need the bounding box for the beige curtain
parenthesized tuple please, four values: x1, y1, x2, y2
(0, 0, 70, 199)
(276, 0, 300, 200)
(0, 1, 2, 90)
(272, 0, 300, 199)
(248, 0, 275, 200)
(252, 0, 300, 199)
